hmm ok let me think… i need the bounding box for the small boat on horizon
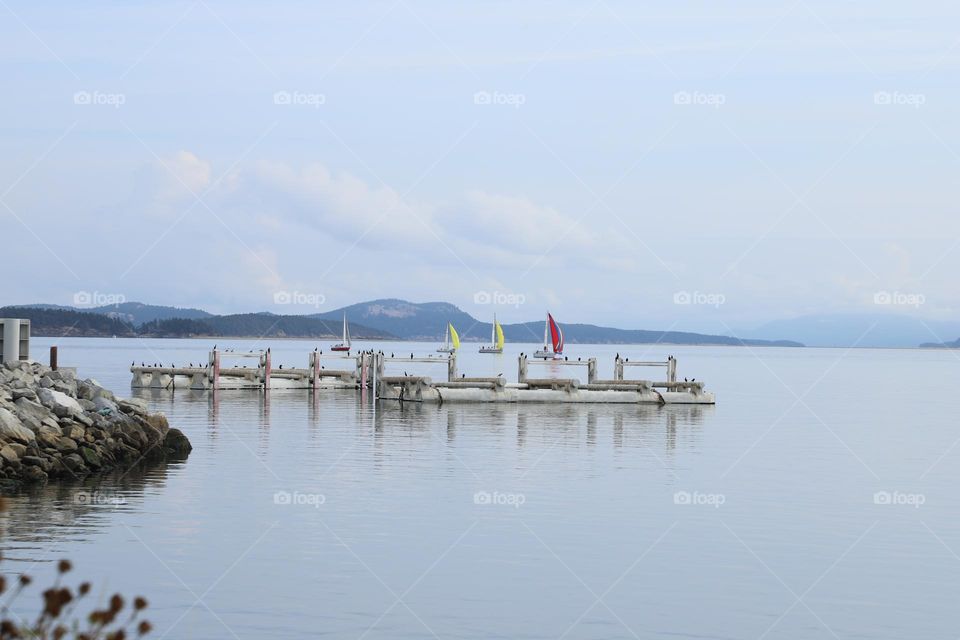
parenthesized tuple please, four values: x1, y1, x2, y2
(437, 322, 460, 353)
(331, 313, 352, 352)
(533, 312, 563, 360)
(479, 314, 505, 354)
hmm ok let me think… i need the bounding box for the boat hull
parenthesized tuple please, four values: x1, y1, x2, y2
(331, 346, 350, 352)
(479, 347, 503, 354)
(533, 350, 561, 359)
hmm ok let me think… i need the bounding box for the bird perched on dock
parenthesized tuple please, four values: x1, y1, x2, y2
(684, 377, 688, 382)
(625, 358, 629, 362)
(564, 356, 568, 361)
(279, 365, 283, 369)
(577, 357, 581, 361)
(213, 344, 217, 350)
(391, 353, 394, 358)
(141, 362, 144, 367)
(497, 373, 502, 377)
(616, 353, 620, 360)
(131, 361, 134, 366)
(410, 353, 413, 359)
(691, 378, 696, 382)
(462, 373, 466, 378)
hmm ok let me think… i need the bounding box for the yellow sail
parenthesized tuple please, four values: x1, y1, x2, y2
(449, 323, 460, 350)
(495, 320, 504, 349)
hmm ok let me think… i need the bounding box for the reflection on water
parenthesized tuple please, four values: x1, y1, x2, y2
(7, 338, 960, 639)
(372, 402, 710, 454)
(2, 461, 185, 549)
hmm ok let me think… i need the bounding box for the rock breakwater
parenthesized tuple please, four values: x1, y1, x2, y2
(0, 361, 191, 486)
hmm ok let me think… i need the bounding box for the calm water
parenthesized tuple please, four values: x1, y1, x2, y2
(4, 337, 960, 639)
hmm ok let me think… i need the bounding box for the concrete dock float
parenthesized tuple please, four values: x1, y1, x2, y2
(131, 349, 372, 390)
(130, 348, 715, 405)
(374, 354, 715, 405)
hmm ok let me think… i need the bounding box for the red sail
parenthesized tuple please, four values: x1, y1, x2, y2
(548, 313, 563, 354)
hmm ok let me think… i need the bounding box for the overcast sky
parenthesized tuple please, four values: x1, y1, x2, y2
(2, 1, 960, 333)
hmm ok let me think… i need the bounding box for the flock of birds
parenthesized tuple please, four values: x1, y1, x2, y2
(133, 347, 695, 382)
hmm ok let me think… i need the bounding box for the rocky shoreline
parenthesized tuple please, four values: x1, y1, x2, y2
(0, 361, 191, 486)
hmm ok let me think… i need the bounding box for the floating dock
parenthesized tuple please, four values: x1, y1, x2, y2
(131, 349, 372, 390)
(130, 349, 714, 404)
(373, 354, 714, 405)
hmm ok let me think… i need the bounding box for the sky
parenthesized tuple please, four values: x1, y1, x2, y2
(2, 1, 960, 335)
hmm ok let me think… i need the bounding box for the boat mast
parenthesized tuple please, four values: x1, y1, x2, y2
(491, 314, 496, 346)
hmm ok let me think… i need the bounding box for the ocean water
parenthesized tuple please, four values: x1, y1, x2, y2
(3, 337, 960, 639)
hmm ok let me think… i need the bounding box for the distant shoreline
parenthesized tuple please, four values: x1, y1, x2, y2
(2, 302, 803, 348)
(28, 333, 808, 348)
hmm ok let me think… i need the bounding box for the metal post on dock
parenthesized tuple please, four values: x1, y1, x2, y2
(587, 358, 597, 383)
(667, 356, 676, 384)
(448, 352, 457, 382)
(49, 345, 58, 371)
(262, 348, 272, 390)
(211, 349, 220, 392)
(518, 354, 527, 383)
(614, 356, 623, 381)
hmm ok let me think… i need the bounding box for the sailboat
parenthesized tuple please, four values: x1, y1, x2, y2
(533, 312, 564, 359)
(479, 315, 505, 353)
(331, 313, 352, 352)
(437, 322, 460, 353)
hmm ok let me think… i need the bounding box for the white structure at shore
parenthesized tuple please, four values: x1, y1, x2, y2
(0, 318, 30, 364)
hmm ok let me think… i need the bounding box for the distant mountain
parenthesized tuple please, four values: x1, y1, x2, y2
(314, 299, 802, 347)
(88, 302, 212, 326)
(312, 299, 477, 340)
(16, 301, 212, 327)
(919, 337, 960, 348)
(182, 313, 393, 339)
(7, 307, 393, 340)
(6, 298, 803, 346)
(504, 321, 802, 347)
(741, 313, 960, 348)
(0, 306, 136, 337)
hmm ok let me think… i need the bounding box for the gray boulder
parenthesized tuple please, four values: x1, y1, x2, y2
(0, 407, 36, 444)
(37, 388, 83, 418)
